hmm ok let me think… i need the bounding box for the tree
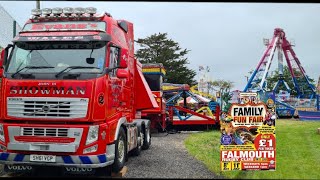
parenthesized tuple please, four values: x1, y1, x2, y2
(135, 32, 197, 85)
(209, 80, 234, 112)
(266, 66, 316, 97)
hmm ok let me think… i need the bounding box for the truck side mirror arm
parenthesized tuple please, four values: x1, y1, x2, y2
(105, 67, 119, 74)
(3, 44, 14, 66)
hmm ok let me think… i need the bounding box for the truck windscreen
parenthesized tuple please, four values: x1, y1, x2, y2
(6, 42, 106, 79)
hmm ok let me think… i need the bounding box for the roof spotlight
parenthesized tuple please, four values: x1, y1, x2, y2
(41, 8, 52, 16)
(52, 7, 63, 16)
(74, 7, 85, 16)
(31, 9, 41, 16)
(85, 7, 97, 16)
(63, 7, 74, 16)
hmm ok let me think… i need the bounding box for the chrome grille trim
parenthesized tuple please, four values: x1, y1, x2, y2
(7, 126, 83, 152)
(21, 127, 68, 137)
(7, 97, 88, 119)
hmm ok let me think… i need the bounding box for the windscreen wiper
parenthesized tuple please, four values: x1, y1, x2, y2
(11, 66, 54, 78)
(55, 66, 101, 78)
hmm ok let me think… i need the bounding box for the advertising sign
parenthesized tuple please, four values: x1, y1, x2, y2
(220, 92, 276, 171)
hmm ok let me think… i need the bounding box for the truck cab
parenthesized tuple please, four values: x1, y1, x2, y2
(0, 7, 157, 175)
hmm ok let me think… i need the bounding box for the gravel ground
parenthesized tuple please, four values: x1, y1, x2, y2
(124, 131, 224, 179)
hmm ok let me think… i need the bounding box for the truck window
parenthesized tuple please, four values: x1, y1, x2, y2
(7, 48, 30, 70)
(109, 46, 120, 77)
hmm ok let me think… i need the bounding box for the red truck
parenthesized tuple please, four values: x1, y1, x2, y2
(0, 7, 159, 175)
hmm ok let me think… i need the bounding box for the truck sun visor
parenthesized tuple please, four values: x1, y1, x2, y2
(12, 33, 111, 50)
(13, 33, 111, 43)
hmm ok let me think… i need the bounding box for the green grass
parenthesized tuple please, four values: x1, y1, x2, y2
(184, 119, 320, 179)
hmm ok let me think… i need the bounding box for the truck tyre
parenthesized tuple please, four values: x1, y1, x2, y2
(142, 122, 151, 150)
(112, 127, 127, 173)
(131, 130, 142, 156)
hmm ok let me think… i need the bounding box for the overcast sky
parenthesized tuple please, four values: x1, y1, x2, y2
(0, 1, 319, 91)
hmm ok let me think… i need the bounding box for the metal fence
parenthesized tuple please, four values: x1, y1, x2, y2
(0, 5, 21, 49)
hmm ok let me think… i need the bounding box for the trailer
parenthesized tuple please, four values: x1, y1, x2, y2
(141, 65, 220, 131)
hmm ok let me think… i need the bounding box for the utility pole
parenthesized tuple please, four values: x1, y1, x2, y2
(36, 0, 40, 9)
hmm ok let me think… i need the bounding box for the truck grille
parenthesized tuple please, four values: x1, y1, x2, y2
(7, 97, 89, 119)
(22, 127, 68, 137)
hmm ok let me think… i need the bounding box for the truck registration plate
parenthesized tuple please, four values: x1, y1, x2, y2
(30, 154, 56, 162)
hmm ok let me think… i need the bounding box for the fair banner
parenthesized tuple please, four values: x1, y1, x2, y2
(220, 92, 276, 171)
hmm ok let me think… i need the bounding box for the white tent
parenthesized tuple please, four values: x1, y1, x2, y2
(178, 94, 211, 104)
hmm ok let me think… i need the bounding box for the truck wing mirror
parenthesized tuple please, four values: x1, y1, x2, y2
(118, 48, 128, 69)
(0, 49, 4, 78)
(0, 49, 4, 68)
(3, 44, 14, 67)
(116, 69, 129, 79)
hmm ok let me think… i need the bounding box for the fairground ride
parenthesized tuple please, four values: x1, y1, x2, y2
(243, 28, 317, 117)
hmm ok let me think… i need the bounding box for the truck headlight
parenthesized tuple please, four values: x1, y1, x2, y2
(0, 124, 5, 142)
(86, 125, 99, 145)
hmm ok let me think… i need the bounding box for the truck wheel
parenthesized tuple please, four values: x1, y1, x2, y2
(112, 127, 127, 173)
(131, 130, 142, 156)
(142, 122, 151, 150)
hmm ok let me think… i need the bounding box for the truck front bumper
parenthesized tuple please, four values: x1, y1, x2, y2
(0, 152, 115, 168)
